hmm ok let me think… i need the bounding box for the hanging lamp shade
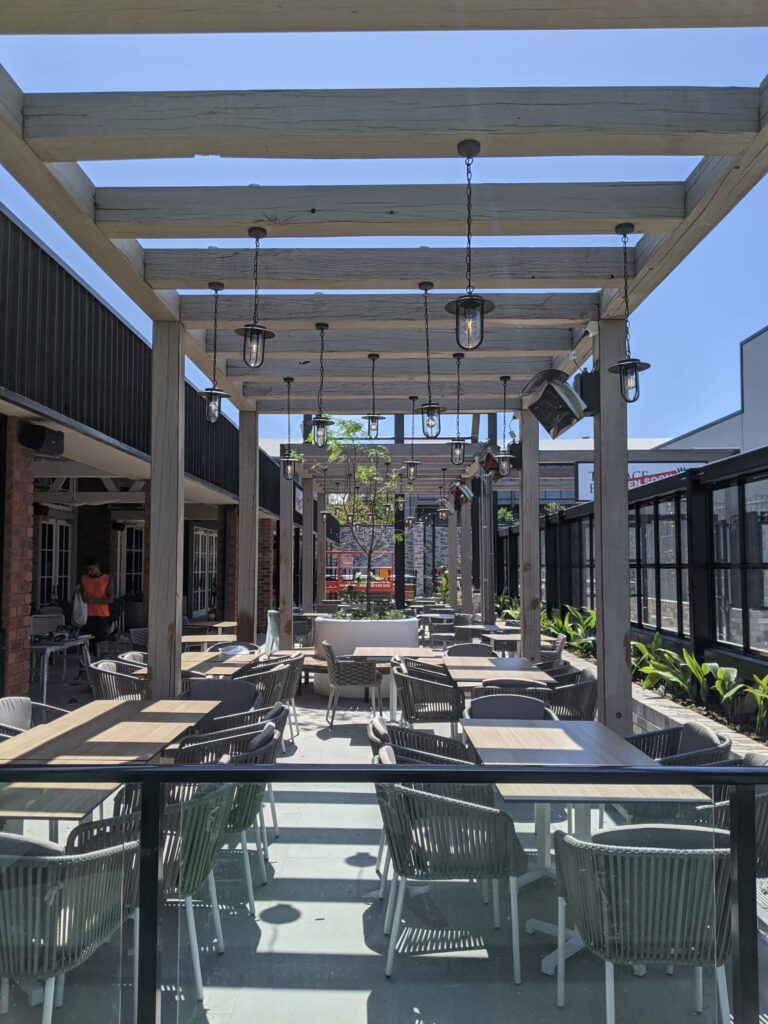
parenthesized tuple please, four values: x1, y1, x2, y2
(449, 352, 466, 465)
(362, 355, 386, 438)
(418, 283, 441, 438)
(236, 227, 274, 368)
(496, 375, 512, 476)
(202, 281, 226, 423)
(421, 401, 441, 439)
(609, 222, 650, 404)
(281, 376, 299, 480)
(311, 321, 334, 447)
(405, 395, 419, 481)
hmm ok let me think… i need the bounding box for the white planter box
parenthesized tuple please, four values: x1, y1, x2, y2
(312, 616, 418, 697)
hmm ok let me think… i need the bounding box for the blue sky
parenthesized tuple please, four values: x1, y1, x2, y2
(1, 28, 767, 442)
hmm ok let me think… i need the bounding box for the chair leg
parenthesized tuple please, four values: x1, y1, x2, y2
(556, 895, 566, 1008)
(0, 978, 8, 1014)
(41, 977, 55, 1024)
(375, 830, 386, 875)
(267, 784, 280, 835)
(385, 876, 407, 977)
(241, 830, 257, 916)
(133, 908, 139, 1023)
(509, 877, 521, 985)
(54, 974, 64, 1008)
(378, 848, 391, 900)
(715, 965, 729, 1024)
(259, 808, 269, 859)
(492, 879, 501, 929)
(605, 961, 615, 1024)
(481, 878, 489, 904)
(207, 871, 225, 954)
(184, 897, 205, 1002)
(693, 966, 703, 1013)
(383, 868, 398, 933)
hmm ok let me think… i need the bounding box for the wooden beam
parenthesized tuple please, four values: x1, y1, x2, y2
(229, 359, 553, 384)
(518, 408, 541, 661)
(316, 496, 327, 605)
(25, 87, 757, 161)
(460, 499, 473, 613)
(602, 75, 768, 318)
(182, 292, 599, 330)
(4, 1, 767, 34)
(236, 411, 260, 642)
(148, 321, 184, 699)
(279, 465, 294, 650)
(447, 507, 458, 608)
(146, 244, 632, 291)
(96, 182, 684, 239)
(593, 320, 632, 733)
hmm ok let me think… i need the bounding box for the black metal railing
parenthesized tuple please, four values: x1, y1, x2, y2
(0, 760, 761, 1024)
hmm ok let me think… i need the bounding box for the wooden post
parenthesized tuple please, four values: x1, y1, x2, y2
(478, 472, 496, 623)
(447, 507, 458, 607)
(301, 475, 314, 610)
(148, 321, 184, 698)
(236, 410, 259, 641)
(594, 319, 632, 733)
(460, 498, 473, 612)
(279, 461, 294, 650)
(316, 487, 327, 605)
(519, 408, 541, 661)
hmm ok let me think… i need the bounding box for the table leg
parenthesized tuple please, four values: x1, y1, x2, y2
(40, 653, 50, 705)
(388, 673, 398, 723)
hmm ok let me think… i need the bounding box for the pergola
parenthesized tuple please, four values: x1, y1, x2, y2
(1, 4, 767, 731)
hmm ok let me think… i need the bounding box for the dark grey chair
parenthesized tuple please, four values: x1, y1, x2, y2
(627, 721, 732, 766)
(446, 642, 496, 658)
(468, 692, 557, 720)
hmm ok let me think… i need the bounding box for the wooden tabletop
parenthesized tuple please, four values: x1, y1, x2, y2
(0, 700, 217, 765)
(352, 646, 443, 660)
(463, 720, 702, 804)
(0, 782, 120, 821)
(180, 633, 237, 647)
(444, 656, 553, 689)
(180, 650, 259, 676)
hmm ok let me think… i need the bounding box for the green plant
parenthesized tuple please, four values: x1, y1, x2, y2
(495, 589, 520, 621)
(631, 632, 665, 678)
(561, 606, 597, 656)
(703, 663, 743, 706)
(497, 507, 518, 526)
(638, 647, 696, 701)
(747, 674, 768, 736)
(543, 501, 566, 517)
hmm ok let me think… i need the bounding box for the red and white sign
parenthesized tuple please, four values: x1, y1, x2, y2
(576, 462, 703, 501)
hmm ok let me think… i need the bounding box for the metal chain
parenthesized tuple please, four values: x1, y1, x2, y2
(317, 326, 326, 416)
(621, 228, 632, 358)
(370, 356, 377, 415)
(455, 357, 461, 435)
(211, 287, 219, 387)
(410, 397, 416, 459)
(286, 378, 292, 447)
(501, 377, 507, 439)
(251, 233, 261, 323)
(423, 287, 433, 402)
(465, 156, 474, 296)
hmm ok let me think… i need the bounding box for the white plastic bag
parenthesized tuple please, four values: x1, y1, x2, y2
(72, 590, 88, 627)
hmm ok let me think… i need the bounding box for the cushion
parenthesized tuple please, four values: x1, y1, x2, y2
(0, 833, 63, 856)
(678, 721, 722, 754)
(189, 677, 257, 716)
(246, 722, 275, 752)
(0, 696, 32, 732)
(469, 693, 549, 720)
(218, 643, 255, 656)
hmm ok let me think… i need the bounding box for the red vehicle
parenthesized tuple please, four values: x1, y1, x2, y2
(324, 550, 415, 600)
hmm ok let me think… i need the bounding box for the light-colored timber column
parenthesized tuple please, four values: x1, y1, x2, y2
(460, 498, 473, 612)
(279, 461, 294, 650)
(301, 475, 315, 610)
(593, 320, 632, 733)
(316, 487, 327, 604)
(478, 472, 497, 624)
(148, 321, 184, 697)
(519, 409, 541, 661)
(236, 410, 259, 641)
(447, 508, 458, 607)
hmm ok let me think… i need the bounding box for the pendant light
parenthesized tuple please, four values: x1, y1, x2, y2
(418, 282, 441, 437)
(281, 376, 298, 481)
(609, 223, 650, 403)
(362, 353, 385, 439)
(445, 140, 494, 350)
(311, 321, 334, 447)
(496, 375, 512, 478)
(395, 492, 405, 513)
(438, 468, 449, 519)
(320, 466, 330, 520)
(203, 281, 227, 423)
(406, 514, 415, 529)
(404, 395, 419, 482)
(449, 352, 466, 465)
(235, 226, 274, 369)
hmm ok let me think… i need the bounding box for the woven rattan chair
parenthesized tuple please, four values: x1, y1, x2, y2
(392, 665, 465, 735)
(117, 650, 148, 667)
(88, 659, 151, 701)
(366, 716, 473, 762)
(541, 634, 567, 657)
(469, 692, 557, 720)
(264, 651, 305, 739)
(554, 825, 731, 1022)
(480, 679, 551, 697)
(0, 833, 139, 1024)
(626, 721, 732, 766)
(323, 641, 383, 726)
(0, 696, 68, 738)
(446, 642, 496, 657)
(128, 627, 148, 649)
(186, 676, 260, 717)
(94, 640, 133, 660)
(376, 783, 529, 981)
(400, 657, 454, 683)
(547, 680, 598, 721)
(546, 668, 583, 688)
(208, 641, 262, 654)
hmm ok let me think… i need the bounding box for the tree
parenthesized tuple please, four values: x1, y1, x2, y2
(317, 419, 403, 615)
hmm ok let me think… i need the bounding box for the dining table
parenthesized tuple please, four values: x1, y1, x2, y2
(462, 718, 703, 974)
(443, 655, 554, 691)
(180, 650, 260, 677)
(180, 633, 238, 650)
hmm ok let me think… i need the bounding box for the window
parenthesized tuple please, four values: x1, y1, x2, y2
(712, 483, 744, 648)
(630, 495, 688, 637)
(38, 519, 71, 607)
(567, 515, 594, 610)
(192, 527, 218, 615)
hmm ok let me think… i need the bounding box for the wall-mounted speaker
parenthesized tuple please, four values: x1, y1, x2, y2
(18, 423, 64, 457)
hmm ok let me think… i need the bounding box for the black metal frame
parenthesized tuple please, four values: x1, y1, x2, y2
(0, 759, 761, 1024)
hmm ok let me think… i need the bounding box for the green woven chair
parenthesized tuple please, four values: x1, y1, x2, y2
(264, 651, 305, 739)
(323, 641, 384, 726)
(392, 665, 465, 735)
(0, 696, 68, 738)
(554, 825, 731, 1023)
(88, 659, 151, 701)
(626, 722, 732, 766)
(366, 716, 471, 762)
(376, 782, 530, 982)
(0, 833, 139, 1024)
(446, 642, 496, 657)
(117, 650, 148, 667)
(547, 680, 598, 721)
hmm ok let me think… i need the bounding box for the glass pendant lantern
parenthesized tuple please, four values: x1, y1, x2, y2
(445, 140, 494, 350)
(202, 281, 226, 423)
(362, 353, 385, 439)
(449, 352, 466, 465)
(281, 376, 299, 481)
(496, 375, 512, 478)
(310, 322, 334, 447)
(404, 395, 419, 481)
(418, 282, 441, 438)
(235, 226, 274, 369)
(609, 223, 650, 403)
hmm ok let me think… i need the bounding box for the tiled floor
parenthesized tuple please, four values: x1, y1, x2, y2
(3, 672, 756, 1023)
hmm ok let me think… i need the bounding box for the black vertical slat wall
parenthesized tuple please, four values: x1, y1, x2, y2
(0, 211, 240, 497)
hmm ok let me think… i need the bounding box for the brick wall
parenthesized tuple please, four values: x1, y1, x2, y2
(2, 418, 34, 695)
(217, 505, 238, 621)
(257, 518, 275, 633)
